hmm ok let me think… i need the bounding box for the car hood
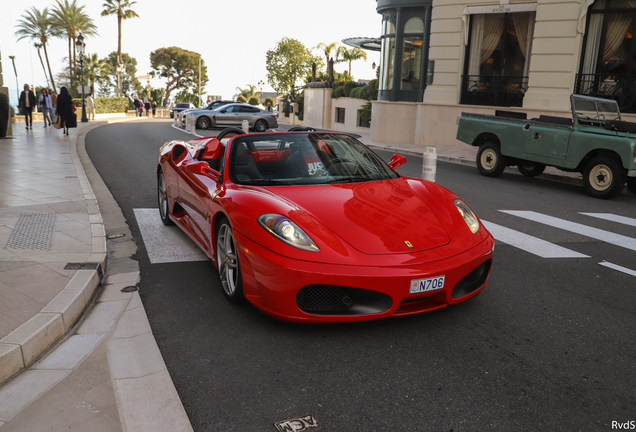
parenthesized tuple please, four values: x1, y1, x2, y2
(265, 179, 450, 255)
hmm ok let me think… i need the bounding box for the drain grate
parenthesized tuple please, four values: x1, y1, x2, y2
(64, 262, 100, 270)
(5, 213, 57, 250)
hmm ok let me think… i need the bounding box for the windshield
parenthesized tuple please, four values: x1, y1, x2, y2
(229, 132, 400, 185)
(571, 95, 621, 121)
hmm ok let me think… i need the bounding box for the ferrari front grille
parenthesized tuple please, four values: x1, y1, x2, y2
(296, 285, 392, 316)
(451, 259, 491, 299)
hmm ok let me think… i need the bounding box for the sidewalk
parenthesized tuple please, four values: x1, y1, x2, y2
(0, 117, 192, 431)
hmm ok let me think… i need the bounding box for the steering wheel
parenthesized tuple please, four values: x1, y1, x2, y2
(217, 127, 246, 140)
(323, 156, 362, 176)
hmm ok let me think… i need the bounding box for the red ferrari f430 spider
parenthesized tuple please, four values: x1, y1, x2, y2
(157, 127, 495, 323)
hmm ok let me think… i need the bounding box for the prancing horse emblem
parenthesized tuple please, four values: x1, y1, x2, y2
(405, 241, 413, 248)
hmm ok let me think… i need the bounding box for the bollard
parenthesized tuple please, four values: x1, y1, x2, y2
(174, 113, 178, 126)
(422, 147, 437, 182)
(241, 120, 249, 133)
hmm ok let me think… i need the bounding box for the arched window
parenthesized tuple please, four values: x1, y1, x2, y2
(380, 14, 397, 91)
(401, 17, 424, 91)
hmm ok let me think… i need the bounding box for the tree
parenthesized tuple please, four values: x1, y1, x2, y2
(266, 37, 322, 97)
(101, 0, 139, 66)
(104, 52, 142, 96)
(314, 42, 339, 70)
(83, 53, 110, 94)
(15, 7, 60, 92)
(248, 96, 260, 106)
(339, 47, 368, 77)
(234, 84, 261, 102)
(51, 0, 97, 92)
(150, 47, 208, 108)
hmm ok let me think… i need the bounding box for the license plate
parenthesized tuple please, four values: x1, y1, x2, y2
(410, 275, 445, 294)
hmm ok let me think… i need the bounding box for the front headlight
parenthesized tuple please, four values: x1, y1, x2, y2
(257, 214, 320, 251)
(454, 199, 480, 234)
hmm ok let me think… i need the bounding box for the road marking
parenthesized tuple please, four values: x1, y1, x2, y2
(501, 211, 636, 252)
(481, 220, 589, 258)
(580, 213, 636, 228)
(598, 262, 636, 277)
(133, 208, 208, 264)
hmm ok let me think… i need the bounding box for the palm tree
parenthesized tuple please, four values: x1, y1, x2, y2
(51, 0, 97, 89)
(101, 0, 139, 65)
(33, 43, 51, 88)
(315, 42, 339, 69)
(340, 47, 368, 76)
(83, 53, 110, 94)
(234, 84, 261, 102)
(15, 7, 59, 92)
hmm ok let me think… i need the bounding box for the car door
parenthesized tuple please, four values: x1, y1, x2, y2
(524, 121, 572, 163)
(214, 105, 240, 126)
(238, 105, 259, 127)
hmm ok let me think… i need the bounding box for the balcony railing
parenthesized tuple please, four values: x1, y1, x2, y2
(574, 74, 636, 113)
(460, 75, 528, 107)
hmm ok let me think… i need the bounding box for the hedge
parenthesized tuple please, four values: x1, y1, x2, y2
(71, 97, 129, 113)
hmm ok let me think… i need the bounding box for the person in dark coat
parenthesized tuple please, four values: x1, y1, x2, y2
(56, 87, 73, 135)
(19, 84, 37, 130)
(133, 97, 142, 117)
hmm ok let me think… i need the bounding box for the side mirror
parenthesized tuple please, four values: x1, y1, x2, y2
(388, 154, 407, 169)
(185, 161, 222, 182)
(221, 109, 227, 113)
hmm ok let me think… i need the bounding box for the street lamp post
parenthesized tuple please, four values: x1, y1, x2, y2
(76, 33, 88, 123)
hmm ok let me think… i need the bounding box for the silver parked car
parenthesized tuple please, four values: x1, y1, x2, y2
(178, 100, 235, 127)
(188, 103, 278, 132)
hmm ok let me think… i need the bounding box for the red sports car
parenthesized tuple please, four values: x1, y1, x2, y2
(157, 127, 494, 323)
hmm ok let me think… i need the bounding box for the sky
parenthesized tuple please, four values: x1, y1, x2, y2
(1, 0, 382, 106)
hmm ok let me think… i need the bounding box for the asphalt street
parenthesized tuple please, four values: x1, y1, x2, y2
(85, 120, 636, 431)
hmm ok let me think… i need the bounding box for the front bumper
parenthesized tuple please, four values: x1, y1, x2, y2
(234, 231, 495, 323)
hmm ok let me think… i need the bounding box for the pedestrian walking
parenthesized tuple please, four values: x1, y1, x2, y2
(86, 92, 96, 120)
(49, 89, 57, 119)
(56, 87, 74, 136)
(19, 84, 36, 130)
(152, 101, 157, 117)
(133, 96, 142, 117)
(38, 88, 53, 127)
(144, 99, 150, 117)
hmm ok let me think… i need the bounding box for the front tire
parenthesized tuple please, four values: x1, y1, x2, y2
(517, 161, 546, 177)
(476, 142, 507, 177)
(158, 170, 174, 226)
(196, 116, 211, 129)
(216, 218, 244, 304)
(583, 156, 626, 199)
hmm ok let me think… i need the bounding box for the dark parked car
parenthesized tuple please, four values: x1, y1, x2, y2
(169, 102, 196, 118)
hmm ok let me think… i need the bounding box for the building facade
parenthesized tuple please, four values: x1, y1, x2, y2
(371, 0, 636, 146)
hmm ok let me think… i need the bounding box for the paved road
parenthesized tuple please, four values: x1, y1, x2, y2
(86, 120, 636, 431)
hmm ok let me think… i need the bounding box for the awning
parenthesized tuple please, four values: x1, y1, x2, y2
(462, 2, 538, 44)
(342, 37, 382, 52)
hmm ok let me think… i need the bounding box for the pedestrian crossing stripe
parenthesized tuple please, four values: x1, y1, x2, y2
(598, 261, 636, 277)
(133, 208, 208, 264)
(481, 220, 589, 258)
(501, 211, 636, 252)
(580, 213, 636, 228)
